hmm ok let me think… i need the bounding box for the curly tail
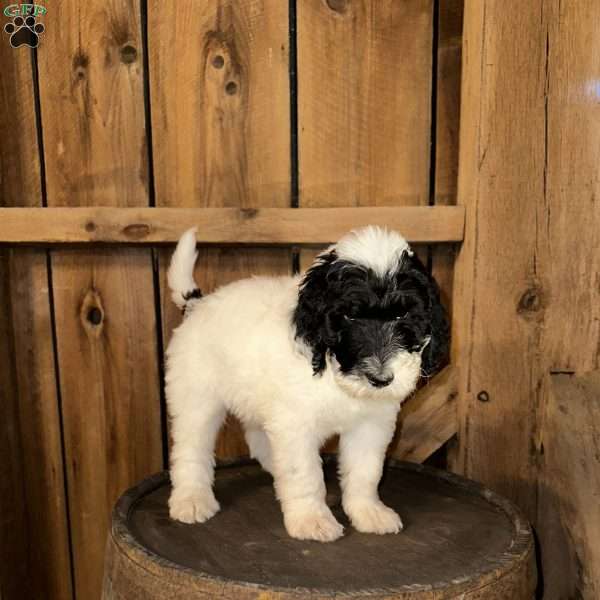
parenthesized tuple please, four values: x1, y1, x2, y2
(167, 227, 202, 311)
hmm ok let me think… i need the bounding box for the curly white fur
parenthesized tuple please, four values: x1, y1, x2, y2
(165, 227, 422, 541)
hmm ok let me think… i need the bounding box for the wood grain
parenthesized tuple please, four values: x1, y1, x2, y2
(148, 1, 292, 460)
(536, 2, 600, 596)
(431, 0, 463, 312)
(50, 250, 162, 600)
(0, 250, 31, 600)
(538, 372, 600, 600)
(5, 250, 74, 600)
(540, 0, 600, 377)
(37, 1, 148, 206)
(148, 0, 290, 210)
(390, 366, 458, 464)
(451, 0, 547, 521)
(36, 1, 163, 598)
(0, 206, 465, 244)
(298, 0, 433, 208)
(0, 38, 73, 600)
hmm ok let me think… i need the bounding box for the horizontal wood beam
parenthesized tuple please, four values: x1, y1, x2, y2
(390, 365, 458, 463)
(0, 206, 464, 245)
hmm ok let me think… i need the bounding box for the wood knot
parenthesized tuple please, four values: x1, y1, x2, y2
(73, 50, 89, 80)
(122, 223, 150, 239)
(72, 50, 89, 70)
(517, 287, 543, 314)
(477, 390, 490, 403)
(225, 81, 238, 95)
(240, 208, 258, 220)
(212, 55, 224, 69)
(85, 221, 96, 232)
(87, 307, 103, 326)
(326, 0, 349, 14)
(120, 44, 138, 64)
(80, 289, 105, 336)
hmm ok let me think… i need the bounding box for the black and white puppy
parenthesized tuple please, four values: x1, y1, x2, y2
(166, 226, 449, 542)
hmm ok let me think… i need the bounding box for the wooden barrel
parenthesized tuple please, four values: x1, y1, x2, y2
(102, 459, 536, 599)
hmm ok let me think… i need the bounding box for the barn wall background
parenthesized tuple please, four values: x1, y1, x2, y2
(454, 2, 600, 598)
(0, 1, 460, 598)
(0, 1, 598, 600)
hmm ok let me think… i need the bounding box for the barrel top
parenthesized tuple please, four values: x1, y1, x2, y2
(112, 459, 533, 597)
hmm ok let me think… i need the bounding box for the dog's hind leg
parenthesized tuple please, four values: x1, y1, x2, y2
(167, 387, 226, 524)
(244, 427, 273, 474)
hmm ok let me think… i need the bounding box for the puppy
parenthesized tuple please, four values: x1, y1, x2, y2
(166, 226, 449, 542)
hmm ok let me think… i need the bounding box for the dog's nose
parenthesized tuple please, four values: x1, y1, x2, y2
(366, 373, 394, 388)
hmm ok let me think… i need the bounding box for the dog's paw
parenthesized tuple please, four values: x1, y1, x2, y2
(345, 499, 403, 534)
(168, 487, 220, 524)
(284, 506, 344, 542)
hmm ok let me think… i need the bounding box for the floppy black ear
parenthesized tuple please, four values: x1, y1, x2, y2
(400, 252, 450, 377)
(293, 250, 338, 374)
(421, 277, 450, 377)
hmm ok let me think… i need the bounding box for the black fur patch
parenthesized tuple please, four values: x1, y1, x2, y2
(182, 288, 203, 315)
(293, 250, 449, 378)
(183, 288, 203, 302)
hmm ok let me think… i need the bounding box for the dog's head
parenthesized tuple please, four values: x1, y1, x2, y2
(293, 226, 449, 399)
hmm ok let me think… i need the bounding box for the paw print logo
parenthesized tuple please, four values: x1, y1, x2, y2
(4, 15, 45, 48)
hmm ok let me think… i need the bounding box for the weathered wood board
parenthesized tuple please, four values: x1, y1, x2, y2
(390, 366, 458, 464)
(454, 2, 600, 596)
(0, 206, 465, 245)
(452, 0, 547, 520)
(297, 0, 433, 208)
(36, 1, 163, 598)
(431, 0, 463, 312)
(0, 39, 73, 600)
(538, 372, 600, 599)
(148, 0, 292, 460)
(535, 1, 600, 596)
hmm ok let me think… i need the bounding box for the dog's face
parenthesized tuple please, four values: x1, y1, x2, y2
(293, 227, 449, 399)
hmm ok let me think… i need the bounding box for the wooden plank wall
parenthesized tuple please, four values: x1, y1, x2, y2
(452, 0, 547, 518)
(297, 0, 434, 274)
(537, 1, 600, 596)
(431, 0, 463, 312)
(148, 0, 292, 460)
(0, 38, 73, 600)
(0, 2, 462, 599)
(455, 0, 600, 596)
(36, 2, 162, 599)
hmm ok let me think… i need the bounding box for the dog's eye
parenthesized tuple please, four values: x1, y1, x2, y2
(343, 314, 355, 322)
(395, 312, 409, 321)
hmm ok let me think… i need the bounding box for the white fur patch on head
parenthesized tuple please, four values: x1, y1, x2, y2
(333, 226, 412, 277)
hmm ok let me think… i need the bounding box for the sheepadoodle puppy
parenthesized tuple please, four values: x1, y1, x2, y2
(166, 226, 449, 542)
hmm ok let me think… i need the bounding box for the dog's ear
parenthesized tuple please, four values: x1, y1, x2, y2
(419, 264, 450, 377)
(293, 250, 338, 374)
(421, 290, 450, 377)
(401, 253, 450, 377)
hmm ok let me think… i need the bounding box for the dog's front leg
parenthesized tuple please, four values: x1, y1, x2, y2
(270, 430, 343, 542)
(339, 415, 403, 534)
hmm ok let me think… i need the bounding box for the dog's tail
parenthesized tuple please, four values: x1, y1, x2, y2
(168, 227, 202, 311)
